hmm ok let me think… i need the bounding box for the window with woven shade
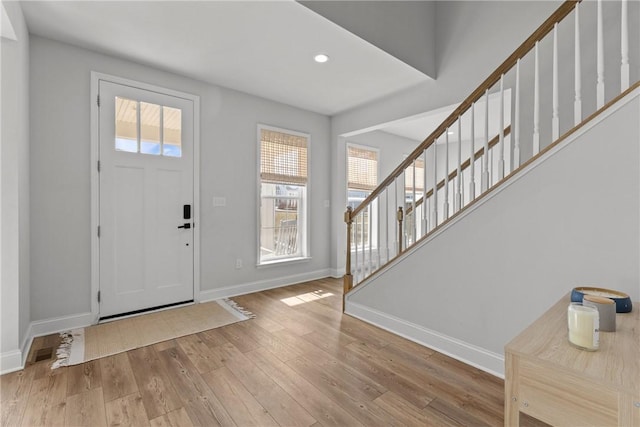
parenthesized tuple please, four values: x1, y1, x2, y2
(347, 145, 378, 192)
(347, 144, 379, 249)
(258, 126, 309, 264)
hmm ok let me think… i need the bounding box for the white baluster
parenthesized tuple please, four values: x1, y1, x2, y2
(597, 0, 605, 108)
(621, 0, 629, 91)
(470, 103, 476, 199)
(353, 214, 358, 283)
(401, 171, 406, 248)
(444, 130, 450, 219)
(376, 195, 381, 268)
(368, 203, 372, 274)
(552, 23, 560, 141)
(455, 118, 462, 211)
(385, 188, 389, 263)
(482, 89, 490, 191)
(411, 162, 416, 243)
(422, 149, 428, 233)
(394, 177, 399, 256)
(514, 59, 521, 168)
(533, 41, 540, 155)
(574, 3, 582, 126)
(360, 213, 367, 280)
(498, 74, 505, 180)
(432, 140, 438, 228)
(460, 169, 464, 207)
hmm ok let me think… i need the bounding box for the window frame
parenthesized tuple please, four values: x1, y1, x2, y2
(345, 142, 380, 210)
(257, 124, 311, 266)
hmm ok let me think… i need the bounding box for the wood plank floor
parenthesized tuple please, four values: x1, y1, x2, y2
(2, 278, 515, 426)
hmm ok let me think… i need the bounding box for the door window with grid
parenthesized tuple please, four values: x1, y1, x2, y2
(259, 126, 309, 264)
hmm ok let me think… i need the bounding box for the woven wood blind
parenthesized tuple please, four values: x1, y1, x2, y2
(405, 158, 425, 191)
(347, 146, 378, 191)
(260, 129, 308, 186)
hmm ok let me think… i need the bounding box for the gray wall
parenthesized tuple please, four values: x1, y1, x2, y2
(330, 0, 640, 273)
(29, 36, 331, 321)
(330, 1, 562, 273)
(1, 1, 30, 368)
(347, 93, 640, 374)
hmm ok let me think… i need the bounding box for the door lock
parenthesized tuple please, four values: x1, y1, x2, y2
(177, 223, 191, 229)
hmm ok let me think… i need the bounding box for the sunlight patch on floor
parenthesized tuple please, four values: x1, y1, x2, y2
(280, 290, 334, 306)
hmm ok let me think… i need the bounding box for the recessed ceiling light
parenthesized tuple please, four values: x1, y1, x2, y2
(314, 53, 329, 63)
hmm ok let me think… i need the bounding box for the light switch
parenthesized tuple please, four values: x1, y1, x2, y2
(213, 197, 226, 207)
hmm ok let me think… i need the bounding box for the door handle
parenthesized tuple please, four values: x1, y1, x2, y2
(177, 223, 191, 229)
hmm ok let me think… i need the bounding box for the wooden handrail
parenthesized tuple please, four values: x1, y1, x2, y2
(349, 0, 580, 219)
(353, 83, 640, 300)
(405, 126, 511, 216)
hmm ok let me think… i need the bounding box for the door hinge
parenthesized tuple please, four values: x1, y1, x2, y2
(97, 94, 100, 107)
(97, 160, 101, 172)
(97, 225, 101, 237)
(97, 291, 101, 303)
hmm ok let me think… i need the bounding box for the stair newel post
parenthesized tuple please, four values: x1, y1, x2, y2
(343, 206, 354, 301)
(397, 206, 404, 253)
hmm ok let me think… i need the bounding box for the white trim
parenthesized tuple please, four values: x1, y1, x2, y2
(29, 312, 94, 338)
(90, 72, 200, 322)
(256, 124, 311, 266)
(0, 312, 94, 374)
(199, 268, 331, 302)
(345, 301, 505, 378)
(330, 268, 342, 278)
(0, 350, 22, 375)
(193, 95, 201, 304)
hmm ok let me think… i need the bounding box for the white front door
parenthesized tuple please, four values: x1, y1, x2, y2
(98, 80, 194, 318)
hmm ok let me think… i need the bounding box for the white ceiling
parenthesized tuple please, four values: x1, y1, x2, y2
(20, 0, 430, 116)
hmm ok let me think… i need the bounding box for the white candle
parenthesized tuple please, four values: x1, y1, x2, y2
(567, 304, 599, 350)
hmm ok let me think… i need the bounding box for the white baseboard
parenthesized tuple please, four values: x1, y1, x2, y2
(1, 311, 103, 374)
(345, 300, 505, 378)
(29, 312, 95, 338)
(329, 268, 342, 279)
(199, 269, 332, 302)
(0, 349, 23, 375)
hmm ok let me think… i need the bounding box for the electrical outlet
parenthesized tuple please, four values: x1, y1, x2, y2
(324, 199, 330, 208)
(213, 197, 226, 207)
(235, 258, 243, 269)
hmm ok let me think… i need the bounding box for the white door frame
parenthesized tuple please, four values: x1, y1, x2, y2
(90, 71, 201, 323)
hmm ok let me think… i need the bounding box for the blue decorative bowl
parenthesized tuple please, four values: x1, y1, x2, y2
(571, 287, 633, 313)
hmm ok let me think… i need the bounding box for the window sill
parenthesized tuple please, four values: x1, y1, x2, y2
(257, 256, 311, 268)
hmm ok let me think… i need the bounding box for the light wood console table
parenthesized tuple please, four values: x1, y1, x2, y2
(505, 294, 639, 426)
